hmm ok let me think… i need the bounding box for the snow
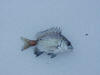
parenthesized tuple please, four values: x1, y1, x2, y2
(0, 0, 100, 75)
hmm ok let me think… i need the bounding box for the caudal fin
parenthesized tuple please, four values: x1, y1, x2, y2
(21, 37, 37, 51)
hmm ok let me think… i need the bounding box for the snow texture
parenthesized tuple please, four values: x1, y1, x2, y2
(0, 0, 100, 75)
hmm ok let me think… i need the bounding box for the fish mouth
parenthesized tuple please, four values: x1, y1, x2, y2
(68, 45, 73, 50)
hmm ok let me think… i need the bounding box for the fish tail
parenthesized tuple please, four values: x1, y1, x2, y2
(21, 37, 37, 51)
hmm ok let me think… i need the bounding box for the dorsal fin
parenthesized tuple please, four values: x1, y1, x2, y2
(36, 27, 62, 39)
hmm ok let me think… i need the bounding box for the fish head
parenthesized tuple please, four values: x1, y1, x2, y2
(56, 40, 73, 53)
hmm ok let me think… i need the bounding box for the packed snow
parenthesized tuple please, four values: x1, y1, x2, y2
(0, 0, 100, 75)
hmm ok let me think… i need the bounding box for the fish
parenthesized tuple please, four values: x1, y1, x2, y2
(21, 27, 73, 58)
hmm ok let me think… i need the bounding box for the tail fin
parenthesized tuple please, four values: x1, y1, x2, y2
(21, 37, 37, 51)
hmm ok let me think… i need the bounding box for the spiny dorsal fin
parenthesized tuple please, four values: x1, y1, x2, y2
(36, 27, 62, 39)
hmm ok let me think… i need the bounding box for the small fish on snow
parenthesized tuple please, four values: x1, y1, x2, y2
(21, 27, 73, 58)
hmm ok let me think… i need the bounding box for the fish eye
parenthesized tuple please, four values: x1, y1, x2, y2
(67, 41, 71, 46)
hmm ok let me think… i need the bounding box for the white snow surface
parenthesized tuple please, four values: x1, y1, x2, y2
(0, 0, 100, 75)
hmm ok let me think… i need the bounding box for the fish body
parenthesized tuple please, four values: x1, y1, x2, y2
(21, 27, 73, 58)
